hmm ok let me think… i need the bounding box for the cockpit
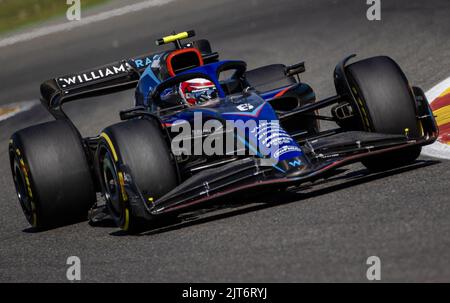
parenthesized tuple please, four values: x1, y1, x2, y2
(148, 60, 252, 112)
(134, 31, 257, 110)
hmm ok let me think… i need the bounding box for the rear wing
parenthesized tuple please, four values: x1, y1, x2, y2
(40, 56, 145, 109)
(41, 52, 219, 110)
(40, 37, 218, 110)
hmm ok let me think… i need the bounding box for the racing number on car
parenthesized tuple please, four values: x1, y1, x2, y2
(236, 103, 254, 111)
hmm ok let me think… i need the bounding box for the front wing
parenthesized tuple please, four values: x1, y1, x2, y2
(119, 130, 436, 220)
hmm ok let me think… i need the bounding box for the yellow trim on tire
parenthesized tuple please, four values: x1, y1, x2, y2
(351, 86, 372, 131)
(100, 133, 130, 230)
(418, 121, 424, 137)
(16, 148, 37, 228)
(100, 132, 118, 162)
(117, 171, 128, 202)
(123, 208, 130, 231)
(19, 159, 33, 199)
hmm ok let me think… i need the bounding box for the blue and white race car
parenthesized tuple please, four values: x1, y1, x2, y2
(9, 31, 438, 232)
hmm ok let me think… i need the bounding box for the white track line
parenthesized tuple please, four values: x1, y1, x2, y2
(0, 0, 175, 49)
(422, 77, 450, 160)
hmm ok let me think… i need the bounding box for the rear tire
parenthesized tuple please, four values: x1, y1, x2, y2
(96, 118, 178, 233)
(9, 120, 96, 230)
(346, 56, 422, 171)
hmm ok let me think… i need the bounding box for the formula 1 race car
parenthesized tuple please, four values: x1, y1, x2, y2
(9, 31, 438, 232)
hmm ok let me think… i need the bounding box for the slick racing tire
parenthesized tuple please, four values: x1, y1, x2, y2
(9, 120, 96, 230)
(97, 118, 178, 233)
(346, 56, 422, 171)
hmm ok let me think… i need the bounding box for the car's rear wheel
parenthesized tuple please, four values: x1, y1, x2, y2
(9, 120, 96, 230)
(345, 56, 422, 171)
(96, 118, 178, 233)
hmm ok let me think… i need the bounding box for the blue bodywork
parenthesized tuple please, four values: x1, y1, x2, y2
(135, 60, 307, 173)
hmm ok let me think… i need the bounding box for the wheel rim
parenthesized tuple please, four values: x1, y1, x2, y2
(12, 156, 34, 224)
(100, 148, 123, 220)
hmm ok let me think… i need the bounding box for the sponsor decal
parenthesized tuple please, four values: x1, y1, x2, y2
(288, 159, 302, 167)
(169, 113, 303, 164)
(273, 145, 302, 159)
(151, 54, 162, 69)
(236, 103, 254, 111)
(57, 62, 131, 88)
(250, 121, 301, 155)
(133, 56, 154, 69)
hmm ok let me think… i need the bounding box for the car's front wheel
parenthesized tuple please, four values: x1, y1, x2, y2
(96, 118, 178, 233)
(345, 56, 422, 171)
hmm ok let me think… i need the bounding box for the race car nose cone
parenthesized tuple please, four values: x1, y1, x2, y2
(276, 157, 313, 178)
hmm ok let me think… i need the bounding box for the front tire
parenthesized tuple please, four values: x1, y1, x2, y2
(96, 118, 178, 233)
(346, 56, 422, 171)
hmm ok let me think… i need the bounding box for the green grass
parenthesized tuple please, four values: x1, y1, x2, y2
(0, 0, 109, 35)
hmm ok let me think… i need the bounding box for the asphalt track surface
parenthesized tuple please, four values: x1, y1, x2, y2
(1, 0, 450, 282)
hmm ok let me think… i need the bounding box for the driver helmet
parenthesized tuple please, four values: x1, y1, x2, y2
(179, 78, 218, 106)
